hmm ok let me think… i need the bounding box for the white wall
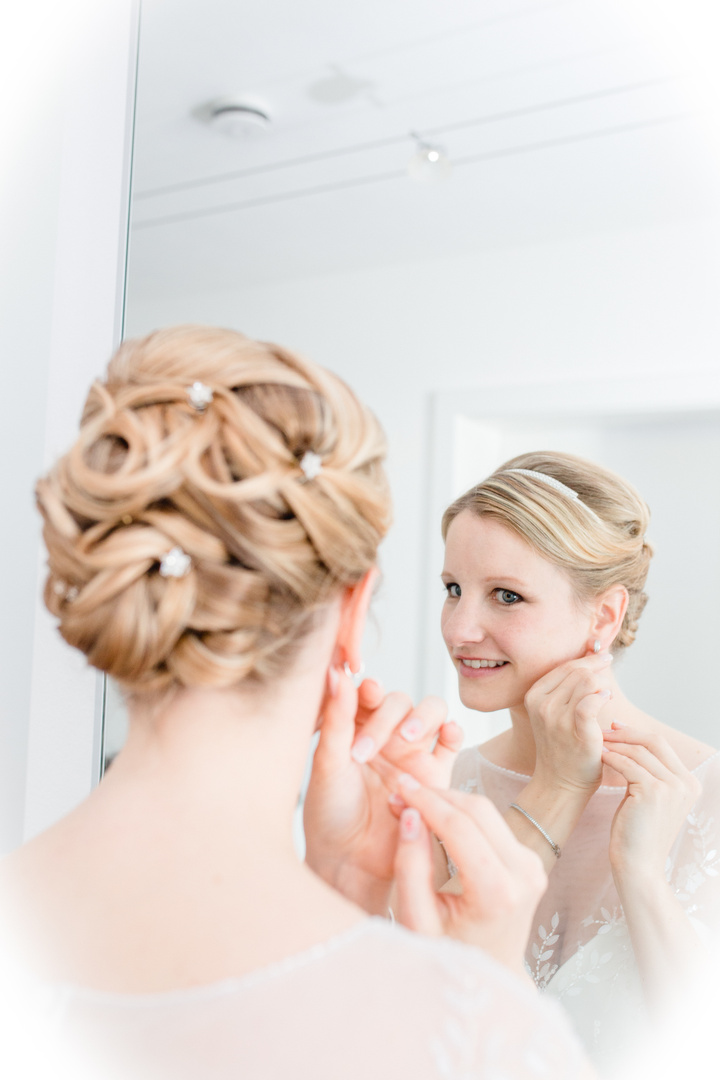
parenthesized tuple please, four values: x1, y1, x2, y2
(126, 214, 720, 715)
(0, 0, 137, 852)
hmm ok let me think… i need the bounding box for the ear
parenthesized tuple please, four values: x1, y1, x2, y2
(588, 585, 628, 651)
(334, 567, 379, 673)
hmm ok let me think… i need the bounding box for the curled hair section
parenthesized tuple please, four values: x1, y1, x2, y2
(38, 326, 391, 692)
(442, 451, 652, 651)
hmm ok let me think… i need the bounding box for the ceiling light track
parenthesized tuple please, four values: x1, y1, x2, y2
(134, 112, 688, 231)
(135, 75, 679, 201)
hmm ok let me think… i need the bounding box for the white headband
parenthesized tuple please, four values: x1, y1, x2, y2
(504, 468, 601, 520)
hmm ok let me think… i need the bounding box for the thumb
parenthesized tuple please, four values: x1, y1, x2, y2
(394, 808, 443, 936)
(313, 666, 359, 774)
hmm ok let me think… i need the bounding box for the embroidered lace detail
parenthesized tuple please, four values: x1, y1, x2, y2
(529, 912, 560, 990)
(671, 809, 720, 919)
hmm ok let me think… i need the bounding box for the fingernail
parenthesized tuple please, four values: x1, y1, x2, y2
(597, 689, 611, 700)
(612, 721, 626, 729)
(327, 666, 340, 698)
(400, 808, 421, 842)
(400, 718, 423, 742)
(351, 735, 375, 764)
(388, 793, 405, 807)
(398, 772, 420, 791)
(598, 653, 614, 664)
(601, 727, 614, 734)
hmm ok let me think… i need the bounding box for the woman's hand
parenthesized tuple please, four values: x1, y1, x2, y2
(393, 777, 547, 978)
(602, 724, 702, 884)
(303, 668, 460, 914)
(352, 683, 463, 791)
(524, 651, 614, 795)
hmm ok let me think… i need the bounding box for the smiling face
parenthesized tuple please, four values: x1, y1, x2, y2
(441, 510, 595, 714)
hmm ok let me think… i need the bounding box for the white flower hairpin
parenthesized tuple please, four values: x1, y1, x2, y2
(187, 382, 214, 411)
(299, 450, 323, 481)
(159, 546, 192, 578)
(53, 580, 79, 602)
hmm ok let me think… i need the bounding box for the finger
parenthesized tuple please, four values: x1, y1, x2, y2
(368, 752, 407, 790)
(396, 695, 449, 746)
(396, 779, 507, 890)
(313, 666, 359, 773)
(435, 720, 464, 753)
(527, 652, 613, 702)
(602, 726, 687, 775)
(573, 688, 612, 738)
(350, 691, 414, 763)
(601, 740, 677, 784)
(600, 747, 650, 786)
(394, 809, 443, 935)
(356, 678, 385, 712)
(429, 722, 464, 783)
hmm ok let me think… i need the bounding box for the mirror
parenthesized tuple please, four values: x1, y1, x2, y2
(103, 0, 720, 764)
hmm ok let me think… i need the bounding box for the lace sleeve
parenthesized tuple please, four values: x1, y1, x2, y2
(669, 755, 720, 935)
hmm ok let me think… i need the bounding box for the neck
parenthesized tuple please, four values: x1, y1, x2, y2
(97, 656, 329, 864)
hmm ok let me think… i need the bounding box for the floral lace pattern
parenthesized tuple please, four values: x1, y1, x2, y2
(451, 748, 720, 1071)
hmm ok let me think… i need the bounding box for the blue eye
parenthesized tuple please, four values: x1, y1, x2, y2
(445, 583, 461, 598)
(493, 588, 522, 605)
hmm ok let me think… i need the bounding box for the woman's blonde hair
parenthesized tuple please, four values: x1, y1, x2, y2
(442, 451, 652, 650)
(37, 326, 391, 692)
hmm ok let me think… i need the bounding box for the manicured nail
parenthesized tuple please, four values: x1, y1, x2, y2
(388, 792, 405, 807)
(398, 772, 420, 791)
(601, 728, 614, 734)
(612, 721, 626, 729)
(597, 653, 613, 664)
(596, 689, 611, 700)
(400, 717, 423, 742)
(327, 666, 340, 698)
(400, 808, 421, 841)
(351, 735, 375, 763)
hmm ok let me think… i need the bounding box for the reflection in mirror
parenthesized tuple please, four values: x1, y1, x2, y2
(102, 0, 720, 1068)
(109, 0, 720, 766)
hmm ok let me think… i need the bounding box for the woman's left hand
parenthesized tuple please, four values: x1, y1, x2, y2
(602, 724, 702, 883)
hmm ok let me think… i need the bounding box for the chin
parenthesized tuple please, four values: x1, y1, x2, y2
(458, 686, 517, 714)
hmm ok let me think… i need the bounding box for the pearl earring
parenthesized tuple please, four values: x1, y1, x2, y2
(593, 640, 601, 654)
(343, 660, 366, 687)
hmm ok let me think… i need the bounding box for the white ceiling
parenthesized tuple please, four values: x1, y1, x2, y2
(126, 0, 720, 301)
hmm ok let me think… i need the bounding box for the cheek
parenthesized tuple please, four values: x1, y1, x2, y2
(504, 607, 587, 670)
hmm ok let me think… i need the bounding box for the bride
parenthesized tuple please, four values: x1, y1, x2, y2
(0, 329, 590, 1079)
(438, 452, 720, 1069)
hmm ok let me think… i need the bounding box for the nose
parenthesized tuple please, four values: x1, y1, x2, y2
(441, 595, 487, 651)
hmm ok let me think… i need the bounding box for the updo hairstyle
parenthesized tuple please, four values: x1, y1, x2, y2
(37, 326, 391, 693)
(442, 451, 652, 651)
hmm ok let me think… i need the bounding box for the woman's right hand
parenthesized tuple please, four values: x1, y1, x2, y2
(393, 778, 547, 978)
(524, 651, 614, 795)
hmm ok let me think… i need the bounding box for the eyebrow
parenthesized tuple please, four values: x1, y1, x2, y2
(440, 572, 528, 587)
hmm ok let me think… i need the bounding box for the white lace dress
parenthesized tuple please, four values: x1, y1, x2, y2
(0, 919, 589, 1080)
(451, 749, 720, 1074)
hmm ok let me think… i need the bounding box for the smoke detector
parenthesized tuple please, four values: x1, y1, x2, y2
(196, 97, 272, 139)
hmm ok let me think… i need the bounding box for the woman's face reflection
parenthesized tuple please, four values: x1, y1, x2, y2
(440, 511, 591, 714)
